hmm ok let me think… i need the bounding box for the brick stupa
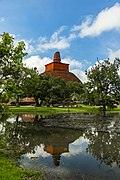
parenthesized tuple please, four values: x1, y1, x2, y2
(42, 52, 81, 83)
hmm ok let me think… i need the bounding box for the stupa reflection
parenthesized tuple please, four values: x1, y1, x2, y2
(44, 144, 69, 166)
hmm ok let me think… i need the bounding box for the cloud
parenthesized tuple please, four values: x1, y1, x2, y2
(0, 17, 5, 22)
(62, 58, 82, 69)
(107, 48, 120, 74)
(24, 55, 87, 82)
(72, 3, 120, 37)
(25, 144, 50, 159)
(87, 49, 120, 76)
(24, 39, 37, 55)
(63, 137, 89, 157)
(108, 48, 120, 61)
(62, 58, 87, 82)
(23, 55, 51, 73)
(19, 26, 77, 55)
(71, 69, 87, 83)
(37, 26, 71, 51)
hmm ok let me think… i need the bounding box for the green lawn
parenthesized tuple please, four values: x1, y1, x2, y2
(0, 145, 42, 180)
(0, 157, 42, 180)
(9, 105, 120, 114)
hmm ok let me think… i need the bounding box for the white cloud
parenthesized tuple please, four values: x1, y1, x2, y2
(71, 69, 87, 83)
(0, 17, 5, 22)
(108, 48, 120, 61)
(37, 38, 70, 51)
(63, 137, 89, 157)
(24, 40, 37, 55)
(107, 48, 120, 74)
(68, 33, 77, 40)
(72, 3, 120, 37)
(20, 26, 77, 55)
(37, 26, 71, 51)
(25, 144, 50, 159)
(24, 55, 51, 73)
(62, 58, 82, 69)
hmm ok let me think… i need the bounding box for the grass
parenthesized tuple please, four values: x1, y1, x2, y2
(9, 105, 101, 114)
(8, 104, 120, 114)
(0, 144, 42, 180)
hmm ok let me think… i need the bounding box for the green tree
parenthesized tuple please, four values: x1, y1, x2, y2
(64, 81, 83, 107)
(22, 67, 42, 106)
(86, 58, 120, 111)
(0, 32, 27, 105)
(45, 76, 66, 106)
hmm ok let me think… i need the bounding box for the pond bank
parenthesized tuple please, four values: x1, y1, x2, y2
(0, 149, 42, 180)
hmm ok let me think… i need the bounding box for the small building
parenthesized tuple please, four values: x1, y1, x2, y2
(41, 52, 82, 83)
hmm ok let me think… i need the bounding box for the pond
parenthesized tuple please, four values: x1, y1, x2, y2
(0, 112, 120, 180)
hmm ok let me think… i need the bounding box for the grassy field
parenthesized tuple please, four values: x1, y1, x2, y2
(9, 105, 120, 114)
(0, 156, 42, 180)
(0, 142, 42, 180)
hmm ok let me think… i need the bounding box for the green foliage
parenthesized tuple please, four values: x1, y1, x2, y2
(22, 71, 83, 107)
(85, 58, 120, 111)
(0, 153, 42, 180)
(0, 32, 27, 105)
(44, 76, 66, 106)
(22, 68, 43, 106)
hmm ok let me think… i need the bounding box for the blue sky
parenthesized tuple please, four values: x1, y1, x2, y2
(0, 0, 120, 82)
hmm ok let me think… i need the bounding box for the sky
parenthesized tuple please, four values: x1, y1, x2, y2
(0, 0, 120, 82)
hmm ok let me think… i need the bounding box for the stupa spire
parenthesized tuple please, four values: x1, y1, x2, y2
(53, 51, 61, 62)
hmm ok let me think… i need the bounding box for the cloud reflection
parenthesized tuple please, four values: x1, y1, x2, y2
(63, 137, 89, 157)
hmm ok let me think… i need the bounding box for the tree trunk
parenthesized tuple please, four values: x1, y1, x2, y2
(102, 103, 106, 116)
(103, 104, 106, 111)
(34, 96, 39, 106)
(16, 115, 19, 124)
(46, 97, 51, 107)
(39, 99, 43, 107)
(16, 95, 20, 107)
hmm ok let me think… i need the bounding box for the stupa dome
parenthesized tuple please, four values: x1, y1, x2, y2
(41, 52, 82, 83)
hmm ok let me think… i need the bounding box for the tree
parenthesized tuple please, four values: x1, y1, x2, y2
(0, 32, 27, 106)
(45, 76, 66, 106)
(64, 81, 83, 107)
(22, 67, 42, 106)
(86, 58, 120, 111)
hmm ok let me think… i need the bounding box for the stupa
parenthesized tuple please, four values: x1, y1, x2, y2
(41, 52, 81, 83)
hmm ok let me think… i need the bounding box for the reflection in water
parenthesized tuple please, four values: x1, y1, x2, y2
(44, 144, 69, 166)
(1, 112, 120, 179)
(0, 124, 3, 132)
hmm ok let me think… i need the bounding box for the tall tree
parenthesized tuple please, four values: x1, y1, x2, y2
(86, 58, 120, 111)
(0, 32, 27, 105)
(22, 67, 42, 106)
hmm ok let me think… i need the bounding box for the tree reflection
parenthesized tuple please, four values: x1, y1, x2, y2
(5, 116, 82, 166)
(85, 130, 120, 167)
(1, 113, 120, 168)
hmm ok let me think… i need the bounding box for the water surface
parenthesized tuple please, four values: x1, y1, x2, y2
(0, 112, 120, 180)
